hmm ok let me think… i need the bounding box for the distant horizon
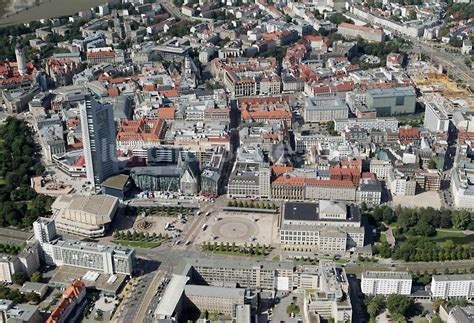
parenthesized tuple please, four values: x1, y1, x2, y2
(0, 0, 109, 26)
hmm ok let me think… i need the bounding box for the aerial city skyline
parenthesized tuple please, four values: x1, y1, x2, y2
(0, 0, 472, 322)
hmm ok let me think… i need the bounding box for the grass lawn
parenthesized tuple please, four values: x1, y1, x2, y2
(433, 230, 474, 247)
(111, 240, 161, 249)
(380, 232, 387, 243)
(0, 178, 5, 186)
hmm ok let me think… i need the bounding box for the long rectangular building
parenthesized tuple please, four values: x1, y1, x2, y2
(182, 258, 294, 291)
(337, 22, 384, 42)
(431, 274, 474, 299)
(279, 201, 364, 253)
(361, 271, 412, 296)
(334, 117, 399, 133)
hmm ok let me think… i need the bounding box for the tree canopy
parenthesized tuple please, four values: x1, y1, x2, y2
(0, 118, 53, 228)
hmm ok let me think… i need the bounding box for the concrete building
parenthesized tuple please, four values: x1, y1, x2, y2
(451, 165, 474, 210)
(183, 257, 294, 291)
(388, 170, 416, 196)
(305, 179, 357, 202)
(304, 96, 348, 123)
(337, 23, 384, 42)
(365, 87, 416, 117)
(184, 285, 245, 315)
(52, 194, 119, 238)
(431, 274, 474, 299)
(424, 101, 450, 133)
(370, 159, 392, 180)
(38, 124, 66, 162)
(0, 300, 41, 323)
(334, 117, 398, 133)
(303, 261, 352, 322)
(446, 305, 474, 323)
(80, 95, 118, 192)
(357, 178, 382, 206)
(0, 243, 40, 283)
(44, 239, 134, 275)
(361, 271, 412, 296)
(15, 43, 27, 76)
(33, 219, 134, 275)
(279, 201, 365, 253)
(227, 162, 271, 199)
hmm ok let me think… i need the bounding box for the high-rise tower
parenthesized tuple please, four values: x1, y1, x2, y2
(15, 43, 27, 76)
(80, 95, 118, 191)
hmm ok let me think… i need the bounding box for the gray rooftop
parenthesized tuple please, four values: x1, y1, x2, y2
(184, 285, 245, 299)
(366, 86, 416, 98)
(363, 271, 412, 280)
(432, 274, 474, 282)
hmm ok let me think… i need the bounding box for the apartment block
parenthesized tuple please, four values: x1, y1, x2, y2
(337, 22, 384, 42)
(431, 274, 474, 299)
(361, 271, 412, 296)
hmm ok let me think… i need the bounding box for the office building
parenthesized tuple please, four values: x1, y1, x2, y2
(46, 240, 134, 275)
(33, 219, 135, 275)
(184, 285, 245, 316)
(334, 117, 398, 133)
(424, 101, 450, 133)
(370, 160, 392, 180)
(365, 87, 416, 117)
(415, 169, 441, 192)
(451, 165, 474, 210)
(357, 178, 382, 205)
(430, 274, 474, 299)
(388, 171, 416, 196)
(33, 217, 56, 244)
(227, 162, 271, 198)
(361, 271, 412, 296)
(80, 95, 118, 191)
(183, 258, 294, 291)
(304, 96, 348, 123)
(279, 201, 365, 253)
(303, 261, 352, 322)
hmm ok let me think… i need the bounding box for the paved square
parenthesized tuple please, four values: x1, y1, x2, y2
(193, 211, 278, 246)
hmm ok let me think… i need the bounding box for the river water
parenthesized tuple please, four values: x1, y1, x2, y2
(0, 0, 109, 26)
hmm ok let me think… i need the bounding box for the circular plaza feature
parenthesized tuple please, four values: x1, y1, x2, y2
(212, 217, 258, 242)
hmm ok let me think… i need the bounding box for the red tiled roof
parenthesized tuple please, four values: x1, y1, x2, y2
(339, 22, 383, 34)
(157, 107, 175, 119)
(107, 87, 119, 97)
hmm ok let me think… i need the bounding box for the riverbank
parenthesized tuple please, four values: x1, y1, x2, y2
(0, 0, 108, 26)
